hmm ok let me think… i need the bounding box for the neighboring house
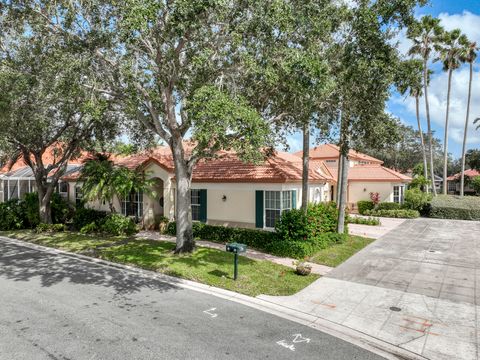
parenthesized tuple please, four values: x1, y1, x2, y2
(446, 169, 480, 195)
(295, 144, 411, 212)
(0, 143, 411, 229)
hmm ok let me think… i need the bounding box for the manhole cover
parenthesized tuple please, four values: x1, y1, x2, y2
(389, 306, 402, 312)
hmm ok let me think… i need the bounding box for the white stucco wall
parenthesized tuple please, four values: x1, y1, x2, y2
(348, 181, 401, 204)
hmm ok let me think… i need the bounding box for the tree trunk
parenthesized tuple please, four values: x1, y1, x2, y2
(460, 62, 473, 197)
(415, 95, 429, 193)
(171, 140, 195, 254)
(336, 150, 344, 204)
(337, 148, 349, 234)
(37, 184, 54, 224)
(423, 59, 437, 196)
(442, 68, 453, 195)
(301, 123, 310, 213)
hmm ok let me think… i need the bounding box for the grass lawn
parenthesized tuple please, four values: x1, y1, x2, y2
(0, 230, 318, 297)
(308, 235, 374, 267)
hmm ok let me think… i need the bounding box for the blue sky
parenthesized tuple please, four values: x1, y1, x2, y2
(288, 0, 480, 158)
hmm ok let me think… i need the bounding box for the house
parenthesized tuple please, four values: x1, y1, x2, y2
(295, 144, 411, 212)
(0, 143, 411, 230)
(446, 169, 480, 195)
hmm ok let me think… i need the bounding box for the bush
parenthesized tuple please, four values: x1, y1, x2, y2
(428, 195, 480, 220)
(0, 199, 27, 230)
(100, 214, 138, 236)
(24, 193, 41, 228)
(306, 202, 343, 234)
(23, 192, 74, 227)
(404, 188, 432, 213)
(364, 209, 419, 218)
(347, 216, 380, 226)
(72, 207, 108, 230)
(274, 209, 309, 242)
(80, 222, 98, 234)
(35, 223, 67, 233)
(267, 233, 347, 259)
(357, 200, 374, 215)
(376, 202, 401, 211)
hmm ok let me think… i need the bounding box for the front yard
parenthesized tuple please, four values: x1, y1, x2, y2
(0, 230, 319, 297)
(308, 235, 374, 267)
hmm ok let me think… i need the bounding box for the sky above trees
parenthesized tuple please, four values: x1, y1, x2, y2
(288, 0, 480, 158)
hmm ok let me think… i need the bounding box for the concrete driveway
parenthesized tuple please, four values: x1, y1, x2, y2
(260, 218, 480, 360)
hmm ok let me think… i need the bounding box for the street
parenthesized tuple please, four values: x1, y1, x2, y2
(0, 238, 384, 360)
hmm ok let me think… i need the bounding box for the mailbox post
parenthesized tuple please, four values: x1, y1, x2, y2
(225, 243, 247, 280)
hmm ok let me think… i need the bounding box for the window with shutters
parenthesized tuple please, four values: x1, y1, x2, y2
(265, 190, 292, 228)
(191, 189, 201, 221)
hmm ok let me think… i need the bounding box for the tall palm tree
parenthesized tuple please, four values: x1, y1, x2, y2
(436, 29, 468, 195)
(407, 16, 444, 196)
(396, 59, 429, 191)
(459, 42, 478, 196)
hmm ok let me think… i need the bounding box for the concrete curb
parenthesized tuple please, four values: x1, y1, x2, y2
(1, 236, 428, 360)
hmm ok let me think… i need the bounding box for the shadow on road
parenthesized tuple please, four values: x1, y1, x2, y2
(0, 240, 180, 295)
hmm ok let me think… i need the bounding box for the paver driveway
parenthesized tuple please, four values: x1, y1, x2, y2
(260, 218, 480, 360)
(330, 217, 480, 304)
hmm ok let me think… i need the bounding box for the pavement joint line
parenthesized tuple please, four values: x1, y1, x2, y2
(0, 235, 428, 360)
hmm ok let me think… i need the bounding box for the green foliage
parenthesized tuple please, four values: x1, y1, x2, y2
(305, 202, 344, 234)
(274, 209, 309, 242)
(376, 202, 402, 210)
(466, 149, 480, 170)
(404, 188, 432, 212)
(357, 200, 375, 215)
(266, 233, 347, 259)
(471, 176, 480, 195)
(72, 207, 107, 230)
(428, 195, 480, 220)
(409, 175, 429, 190)
(80, 222, 98, 235)
(35, 223, 67, 233)
(364, 209, 420, 218)
(0, 200, 27, 230)
(100, 214, 138, 236)
(347, 216, 380, 226)
(50, 193, 74, 224)
(24, 192, 41, 228)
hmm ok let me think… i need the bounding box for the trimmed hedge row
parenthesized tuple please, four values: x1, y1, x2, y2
(357, 200, 374, 215)
(428, 195, 480, 220)
(364, 209, 419, 218)
(165, 221, 347, 259)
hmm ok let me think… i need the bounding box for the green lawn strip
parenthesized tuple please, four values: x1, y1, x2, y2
(0, 230, 318, 297)
(309, 235, 374, 267)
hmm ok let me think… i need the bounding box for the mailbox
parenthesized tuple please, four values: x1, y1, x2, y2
(226, 243, 247, 254)
(226, 242, 247, 280)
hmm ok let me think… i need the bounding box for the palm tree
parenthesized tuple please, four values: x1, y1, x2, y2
(407, 16, 444, 196)
(459, 42, 478, 196)
(436, 29, 468, 195)
(396, 59, 429, 191)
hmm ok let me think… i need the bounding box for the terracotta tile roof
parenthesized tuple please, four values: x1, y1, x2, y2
(326, 163, 411, 182)
(295, 143, 383, 165)
(447, 169, 480, 181)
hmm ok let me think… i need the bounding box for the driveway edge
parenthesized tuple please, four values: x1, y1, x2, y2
(0, 236, 427, 360)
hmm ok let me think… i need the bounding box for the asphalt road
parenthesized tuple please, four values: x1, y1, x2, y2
(0, 238, 385, 360)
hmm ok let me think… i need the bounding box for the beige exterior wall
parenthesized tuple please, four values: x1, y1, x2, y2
(348, 181, 402, 204)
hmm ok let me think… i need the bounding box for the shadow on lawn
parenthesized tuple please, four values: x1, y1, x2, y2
(0, 240, 180, 295)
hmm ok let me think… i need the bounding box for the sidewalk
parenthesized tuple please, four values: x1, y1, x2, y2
(136, 231, 333, 276)
(348, 216, 407, 239)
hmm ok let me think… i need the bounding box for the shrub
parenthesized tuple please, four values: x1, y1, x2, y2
(347, 216, 380, 226)
(35, 223, 67, 233)
(0, 199, 27, 230)
(100, 214, 138, 236)
(72, 207, 108, 230)
(274, 209, 309, 242)
(24, 192, 74, 227)
(267, 233, 347, 259)
(24, 193, 41, 228)
(357, 200, 374, 215)
(80, 222, 98, 234)
(369, 192, 380, 205)
(428, 195, 480, 220)
(376, 202, 401, 210)
(404, 188, 432, 213)
(364, 209, 419, 218)
(471, 176, 480, 195)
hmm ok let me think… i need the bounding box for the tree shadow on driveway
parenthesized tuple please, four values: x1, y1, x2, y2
(0, 240, 180, 295)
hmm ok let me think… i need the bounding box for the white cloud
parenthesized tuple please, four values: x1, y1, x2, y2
(392, 11, 480, 150)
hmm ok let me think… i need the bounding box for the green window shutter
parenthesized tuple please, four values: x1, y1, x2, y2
(255, 190, 264, 228)
(292, 190, 297, 209)
(199, 189, 207, 223)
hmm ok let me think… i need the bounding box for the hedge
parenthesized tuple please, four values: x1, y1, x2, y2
(357, 200, 374, 215)
(428, 195, 480, 220)
(266, 233, 347, 259)
(376, 202, 402, 211)
(347, 216, 380, 226)
(364, 209, 419, 218)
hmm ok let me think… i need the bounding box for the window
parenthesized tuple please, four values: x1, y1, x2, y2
(448, 181, 456, 193)
(122, 191, 143, 220)
(75, 186, 83, 206)
(191, 189, 201, 221)
(393, 185, 405, 204)
(265, 190, 293, 228)
(58, 182, 68, 200)
(325, 159, 336, 163)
